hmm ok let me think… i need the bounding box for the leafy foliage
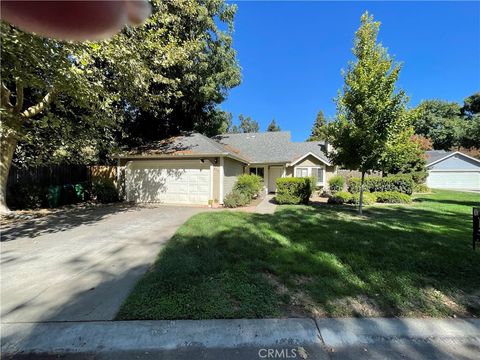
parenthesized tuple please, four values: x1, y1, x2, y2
(92, 179, 119, 203)
(327, 191, 352, 204)
(325, 12, 408, 213)
(348, 192, 377, 205)
(233, 174, 263, 199)
(223, 189, 250, 208)
(275, 177, 313, 205)
(413, 183, 431, 193)
(348, 175, 414, 195)
(374, 191, 411, 204)
(327, 175, 345, 193)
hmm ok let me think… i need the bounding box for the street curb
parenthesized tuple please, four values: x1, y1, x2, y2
(1, 318, 322, 355)
(316, 318, 480, 346)
(1, 318, 480, 356)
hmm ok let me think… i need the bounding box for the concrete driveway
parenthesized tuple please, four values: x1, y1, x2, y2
(0, 204, 206, 323)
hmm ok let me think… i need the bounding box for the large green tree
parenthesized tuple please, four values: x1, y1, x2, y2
(326, 12, 408, 214)
(0, 22, 116, 213)
(97, 0, 241, 145)
(410, 100, 464, 150)
(307, 110, 327, 141)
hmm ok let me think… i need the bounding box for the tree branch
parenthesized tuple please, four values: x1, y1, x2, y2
(1, 82, 13, 111)
(21, 90, 56, 118)
(14, 79, 24, 113)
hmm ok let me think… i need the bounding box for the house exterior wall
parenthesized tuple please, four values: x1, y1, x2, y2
(223, 157, 245, 196)
(212, 165, 220, 203)
(294, 155, 324, 167)
(429, 154, 480, 170)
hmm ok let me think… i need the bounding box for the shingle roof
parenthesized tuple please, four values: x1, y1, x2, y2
(213, 131, 330, 164)
(425, 150, 454, 165)
(122, 133, 244, 159)
(121, 131, 331, 165)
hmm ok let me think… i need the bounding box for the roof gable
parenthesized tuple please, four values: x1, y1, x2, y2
(427, 151, 480, 169)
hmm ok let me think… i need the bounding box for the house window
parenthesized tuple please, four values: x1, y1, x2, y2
(295, 167, 309, 177)
(294, 166, 325, 185)
(250, 167, 265, 178)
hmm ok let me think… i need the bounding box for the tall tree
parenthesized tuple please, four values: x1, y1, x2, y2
(0, 22, 115, 213)
(307, 110, 327, 141)
(237, 114, 259, 133)
(461, 92, 480, 149)
(97, 0, 241, 145)
(410, 100, 464, 150)
(326, 12, 408, 214)
(267, 118, 281, 132)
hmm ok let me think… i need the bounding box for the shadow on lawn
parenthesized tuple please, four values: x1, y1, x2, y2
(117, 203, 480, 320)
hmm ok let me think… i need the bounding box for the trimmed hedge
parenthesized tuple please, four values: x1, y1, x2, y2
(233, 174, 263, 199)
(374, 191, 412, 204)
(348, 174, 414, 195)
(327, 191, 352, 204)
(275, 177, 313, 205)
(414, 183, 431, 193)
(348, 192, 377, 205)
(328, 175, 345, 194)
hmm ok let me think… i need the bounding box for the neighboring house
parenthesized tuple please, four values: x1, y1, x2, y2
(426, 150, 480, 191)
(117, 131, 336, 205)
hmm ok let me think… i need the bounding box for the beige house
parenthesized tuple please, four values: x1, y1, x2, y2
(118, 131, 336, 205)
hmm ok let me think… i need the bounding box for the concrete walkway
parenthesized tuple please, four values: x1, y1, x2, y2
(1, 205, 206, 323)
(1, 318, 479, 359)
(255, 194, 277, 214)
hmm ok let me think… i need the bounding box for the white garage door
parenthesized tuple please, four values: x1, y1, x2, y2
(427, 171, 480, 190)
(126, 160, 211, 204)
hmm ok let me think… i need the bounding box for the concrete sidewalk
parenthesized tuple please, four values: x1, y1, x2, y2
(2, 318, 479, 359)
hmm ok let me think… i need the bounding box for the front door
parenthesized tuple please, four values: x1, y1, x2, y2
(268, 167, 283, 192)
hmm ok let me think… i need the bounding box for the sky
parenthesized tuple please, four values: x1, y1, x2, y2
(221, 1, 480, 141)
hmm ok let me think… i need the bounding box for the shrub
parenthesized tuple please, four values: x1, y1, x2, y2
(275, 177, 313, 205)
(348, 175, 414, 195)
(328, 175, 345, 194)
(327, 191, 352, 204)
(223, 189, 250, 208)
(374, 191, 412, 204)
(8, 184, 47, 209)
(92, 179, 118, 203)
(348, 192, 377, 205)
(408, 171, 428, 185)
(233, 174, 263, 199)
(414, 183, 431, 193)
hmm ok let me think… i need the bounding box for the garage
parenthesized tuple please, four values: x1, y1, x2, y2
(427, 171, 480, 190)
(125, 160, 211, 204)
(426, 151, 480, 191)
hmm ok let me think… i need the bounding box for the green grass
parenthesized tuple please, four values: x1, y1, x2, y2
(116, 190, 480, 320)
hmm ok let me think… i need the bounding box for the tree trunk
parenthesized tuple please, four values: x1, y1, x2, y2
(0, 131, 18, 214)
(358, 171, 365, 215)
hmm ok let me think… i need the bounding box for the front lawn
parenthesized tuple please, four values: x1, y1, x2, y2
(117, 190, 480, 319)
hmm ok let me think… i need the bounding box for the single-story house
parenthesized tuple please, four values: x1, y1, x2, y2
(117, 131, 336, 205)
(426, 150, 480, 190)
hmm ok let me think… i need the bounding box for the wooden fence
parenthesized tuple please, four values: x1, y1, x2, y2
(7, 164, 89, 188)
(7, 164, 118, 189)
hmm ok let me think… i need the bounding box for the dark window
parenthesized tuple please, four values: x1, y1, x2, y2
(250, 167, 264, 178)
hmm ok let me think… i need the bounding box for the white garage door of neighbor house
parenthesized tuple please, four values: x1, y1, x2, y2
(126, 160, 211, 204)
(427, 171, 480, 190)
